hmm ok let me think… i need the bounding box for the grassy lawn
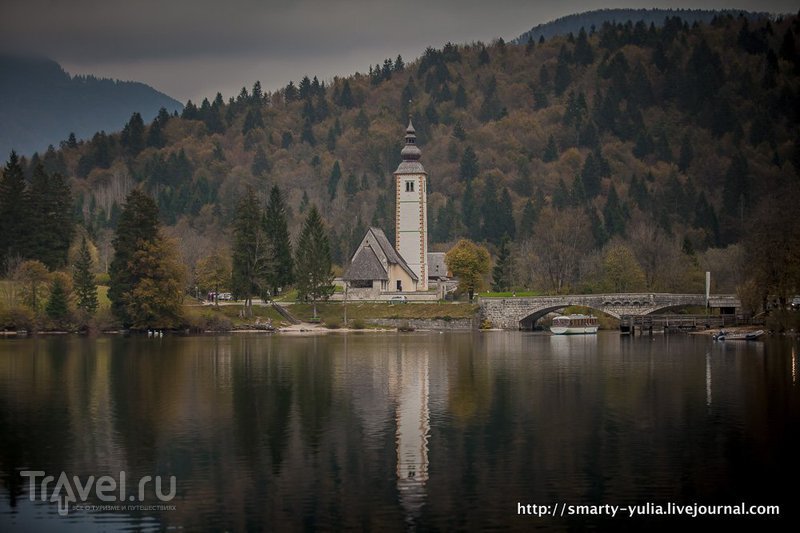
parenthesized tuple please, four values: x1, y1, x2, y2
(290, 302, 478, 324)
(479, 290, 542, 298)
(184, 303, 286, 325)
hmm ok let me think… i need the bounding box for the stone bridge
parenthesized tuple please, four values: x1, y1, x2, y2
(479, 293, 740, 329)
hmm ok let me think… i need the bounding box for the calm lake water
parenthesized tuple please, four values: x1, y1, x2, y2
(0, 332, 797, 530)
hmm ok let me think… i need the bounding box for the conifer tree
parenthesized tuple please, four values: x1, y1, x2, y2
(0, 151, 29, 269)
(328, 161, 342, 200)
(232, 188, 272, 317)
(46, 275, 70, 326)
(73, 237, 98, 315)
(294, 205, 334, 319)
(120, 112, 145, 156)
(337, 80, 355, 108)
(461, 180, 479, 240)
(459, 146, 479, 182)
(26, 163, 73, 269)
(264, 185, 294, 297)
(603, 184, 626, 237)
(300, 119, 317, 146)
(491, 235, 513, 292)
(108, 189, 160, 326)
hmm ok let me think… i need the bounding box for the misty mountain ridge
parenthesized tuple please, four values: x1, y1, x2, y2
(515, 8, 773, 44)
(0, 55, 183, 157)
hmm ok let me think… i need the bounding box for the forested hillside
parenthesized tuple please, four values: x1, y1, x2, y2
(0, 56, 183, 157)
(3, 11, 800, 303)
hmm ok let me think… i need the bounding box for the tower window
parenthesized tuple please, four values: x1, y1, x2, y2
(405, 181, 415, 192)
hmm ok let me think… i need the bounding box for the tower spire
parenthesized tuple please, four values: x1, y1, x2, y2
(401, 116, 421, 162)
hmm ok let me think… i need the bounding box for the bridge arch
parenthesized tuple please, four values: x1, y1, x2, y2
(479, 293, 724, 330)
(519, 304, 620, 330)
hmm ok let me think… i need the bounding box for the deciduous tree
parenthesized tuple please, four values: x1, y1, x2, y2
(445, 239, 491, 300)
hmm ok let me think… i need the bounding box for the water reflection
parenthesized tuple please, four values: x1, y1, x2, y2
(706, 351, 712, 408)
(391, 342, 430, 526)
(0, 333, 797, 530)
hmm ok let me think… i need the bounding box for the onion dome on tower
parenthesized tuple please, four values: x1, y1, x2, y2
(396, 118, 426, 174)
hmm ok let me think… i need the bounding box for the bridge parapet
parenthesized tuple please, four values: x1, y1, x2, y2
(479, 293, 737, 330)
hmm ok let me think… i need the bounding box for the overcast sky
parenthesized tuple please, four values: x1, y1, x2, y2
(1, 1, 796, 103)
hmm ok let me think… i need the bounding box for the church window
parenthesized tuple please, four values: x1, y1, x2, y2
(405, 181, 415, 192)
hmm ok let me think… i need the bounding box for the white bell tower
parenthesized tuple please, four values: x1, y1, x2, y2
(394, 119, 428, 290)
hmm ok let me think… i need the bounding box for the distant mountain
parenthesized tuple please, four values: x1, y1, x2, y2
(515, 8, 771, 44)
(0, 55, 183, 157)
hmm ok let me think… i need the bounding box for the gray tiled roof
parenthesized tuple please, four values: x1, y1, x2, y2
(369, 227, 418, 281)
(427, 252, 447, 278)
(342, 244, 387, 281)
(395, 160, 426, 174)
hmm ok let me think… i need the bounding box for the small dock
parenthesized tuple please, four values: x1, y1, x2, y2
(619, 314, 744, 335)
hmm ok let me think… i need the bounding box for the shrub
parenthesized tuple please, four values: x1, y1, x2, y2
(351, 319, 366, 329)
(0, 306, 35, 331)
(766, 310, 800, 333)
(325, 317, 341, 329)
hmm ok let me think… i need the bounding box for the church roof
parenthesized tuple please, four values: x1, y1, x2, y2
(344, 227, 418, 282)
(342, 244, 387, 281)
(369, 227, 418, 281)
(395, 118, 426, 175)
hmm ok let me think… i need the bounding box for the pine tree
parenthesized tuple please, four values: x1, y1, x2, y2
(580, 153, 601, 198)
(0, 151, 29, 269)
(519, 199, 538, 241)
(300, 119, 316, 146)
(294, 205, 334, 318)
(328, 161, 342, 200)
(574, 27, 594, 65)
(242, 108, 264, 134)
(231, 188, 272, 317)
(26, 164, 73, 269)
(73, 237, 98, 315)
(603, 184, 626, 237)
(498, 188, 516, 241)
(454, 83, 468, 108)
(251, 145, 270, 177)
(264, 185, 294, 297)
(554, 51, 571, 95)
(461, 180, 480, 240)
(46, 275, 70, 325)
(491, 235, 513, 292)
(553, 178, 571, 209)
(480, 176, 499, 242)
(108, 189, 161, 326)
(120, 112, 145, 156)
(459, 146, 479, 182)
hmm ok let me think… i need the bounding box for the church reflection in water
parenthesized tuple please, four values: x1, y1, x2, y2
(389, 344, 431, 525)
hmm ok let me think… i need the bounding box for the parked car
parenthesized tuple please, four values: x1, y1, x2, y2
(389, 295, 408, 304)
(792, 296, 800, 310)
(219, 292, 233, 301)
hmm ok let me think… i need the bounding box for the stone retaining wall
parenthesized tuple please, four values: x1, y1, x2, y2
(367, 318, 477, 330)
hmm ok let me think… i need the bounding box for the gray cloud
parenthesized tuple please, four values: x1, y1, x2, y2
(2, 0, 797, 102)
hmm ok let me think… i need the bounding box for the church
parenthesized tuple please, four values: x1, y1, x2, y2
(342, 119, 446, 300)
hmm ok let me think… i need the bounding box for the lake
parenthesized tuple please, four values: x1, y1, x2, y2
(0, 332, 797, 530)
